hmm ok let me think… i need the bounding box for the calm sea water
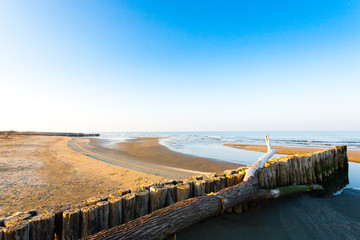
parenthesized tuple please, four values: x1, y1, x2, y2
(98, 131, 360, 189)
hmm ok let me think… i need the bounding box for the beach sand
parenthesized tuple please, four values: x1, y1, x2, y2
(1, 135, 240, 215)
(0, 135, 166, 215)
(225, 144, 360, 163)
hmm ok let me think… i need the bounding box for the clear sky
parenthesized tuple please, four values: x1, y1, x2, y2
(0, 1, 359, 132)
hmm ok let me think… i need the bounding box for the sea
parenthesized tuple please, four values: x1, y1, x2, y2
(98, 131, 360, 190)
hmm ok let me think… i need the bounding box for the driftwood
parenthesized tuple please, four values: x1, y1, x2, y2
(86, 135, 324, 240)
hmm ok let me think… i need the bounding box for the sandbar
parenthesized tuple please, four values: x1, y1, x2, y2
(225, 144, 360, 163)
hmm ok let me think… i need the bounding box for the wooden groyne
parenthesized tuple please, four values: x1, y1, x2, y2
(0, 131, 100, 137)
(0, 145, 349, 240)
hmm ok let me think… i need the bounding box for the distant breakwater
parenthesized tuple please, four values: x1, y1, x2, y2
(0, 131, 100, 137)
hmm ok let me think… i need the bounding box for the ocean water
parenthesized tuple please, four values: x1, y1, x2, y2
(98, 131, 360, 189)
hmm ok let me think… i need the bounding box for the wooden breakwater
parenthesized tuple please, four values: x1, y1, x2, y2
(0, 146, 349, 240)
(0, 131, 100, 137)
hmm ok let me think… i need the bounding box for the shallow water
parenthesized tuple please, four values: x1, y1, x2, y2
(98, 131, 360, 189)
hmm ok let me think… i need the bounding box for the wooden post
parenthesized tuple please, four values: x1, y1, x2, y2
(176, 183, 190, 201)
(0, 227, 3, 240)
(80, 205, 98, 238)
(118, 188, 131, 196)
(96, 201, 109, 232)
(219, 175, 226, 190)
(212, 177, 221, 193)
(233, 204, 243, 214)
(46, 203, 70, 240)
(226, 174, 236, 188)
(133, 189, 149, 218)
(86, 197, 102, 205)
(122, 193, 135, 223)
(183, 180, 195, 198)
(165, 184, 177, 206)
(205, 179, 214, 194)
(149, 186, 167, 213)
(3, 221, 29, 240)
(108, 197, 122, 228)
(193, 180, 206, 197)
(29, 213, 55, 240)
(3, 213, 31, 227)
(62, 208, 80, 240)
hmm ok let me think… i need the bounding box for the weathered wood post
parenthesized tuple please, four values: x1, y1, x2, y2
(62, 208, 80, 240)
(165, 184, 177, 206)
(176, 183, 191, 201)
(133, 189, 149, 218)
(29, 213, 55, 240)
(108, 197, 122, 228)
(3, 221, 30, 240)
(122, 193, 136, 223)
(149, 186, 167, 213)
(205, 179, 214, 194)
(193, 180, 206, 197)
(86, 197, 102, 205)
(219, 175, 226, 189)
(183, 180, 195, 198)
(96, 201, 109, 232)
(212, 177, 221, 192)
(80, 205, 98, 238)
(46, 203, 70, 240)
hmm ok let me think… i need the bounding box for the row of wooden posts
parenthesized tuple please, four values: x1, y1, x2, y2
(0, 146, 348, 240)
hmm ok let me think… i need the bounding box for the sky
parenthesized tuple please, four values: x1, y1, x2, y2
(0, 1, 359, 132)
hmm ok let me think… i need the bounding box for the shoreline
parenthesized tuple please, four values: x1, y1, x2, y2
(83, 137, 242, 175)
(225, 143, 360, 163)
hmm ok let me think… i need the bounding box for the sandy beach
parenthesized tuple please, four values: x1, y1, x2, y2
(225, 143, 360, 163)
(0, 135, 241, 216)
(0, 135, 166, 215)
(87, 137, 241, 173)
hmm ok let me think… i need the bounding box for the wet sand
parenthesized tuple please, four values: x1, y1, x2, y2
(0, 135, 166, 215)
(225, 144, 360, 163)
(79, 137, 242, 177)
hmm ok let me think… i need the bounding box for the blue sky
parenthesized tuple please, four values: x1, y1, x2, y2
(0, 1, 359, 132)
